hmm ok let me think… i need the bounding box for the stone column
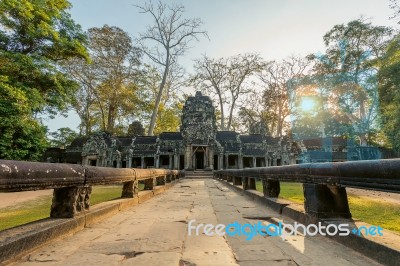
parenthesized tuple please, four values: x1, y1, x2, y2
(174, 154, 179, 170)
(253, 157, 257, 168)
(127, 157, 132, 168)
(156, 155, 160, 168)
(185, 146, 191, 169)
(141, 157, 145, 168)
(208, 148, 214, 170)
(219, 155, 223, 170)
(238, 155, 243, 169)
(169, 155, 173, 169)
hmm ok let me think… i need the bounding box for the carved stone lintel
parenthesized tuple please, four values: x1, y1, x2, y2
(121, 180, 139, 198)
(50, 186, 92, 218)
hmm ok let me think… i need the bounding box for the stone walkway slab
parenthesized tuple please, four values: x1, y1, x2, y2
(15, 179, 380, 266)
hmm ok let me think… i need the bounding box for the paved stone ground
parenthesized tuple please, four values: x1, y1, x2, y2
(15, 179, 380, 266)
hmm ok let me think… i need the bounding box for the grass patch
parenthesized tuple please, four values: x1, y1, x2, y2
(256, 181, 400, 233)
(0, 185, 124, 231)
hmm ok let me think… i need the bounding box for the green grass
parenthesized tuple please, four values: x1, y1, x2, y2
(256, 181, 400, 233)
(0, 185, 124, 231)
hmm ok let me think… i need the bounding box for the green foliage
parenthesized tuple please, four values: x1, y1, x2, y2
(0, 0, 88, 160)
(64, 25, 143, 135)
(378, 35, 400, 150)
(49, 127, 79, 148)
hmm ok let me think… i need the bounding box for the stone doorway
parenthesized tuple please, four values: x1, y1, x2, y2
(195, 151, 205, 169)
(192, 146, 207, 170)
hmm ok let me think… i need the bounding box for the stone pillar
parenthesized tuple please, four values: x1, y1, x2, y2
(238, 155, 243, 169)
(185, 146, 191, 169)
(156, 155, 160, 168)
(303, 184, 351, 219)
(50, 186, 92, 218)
(233, 176, 242, 186)
(169, 155, 173, 169)
(242, 177, 249, 190)
(141, 157, 145, 168)
(208, 148, 214, 170)
(174, 154, 179, 170)
(127, 157, 132, 168)
(144, 177, 157, 190)
(121, 180, 139, 198)
(218, 155, 223, 170)
(249, 178, 256, 190)
(253, 157, 257, 168)
(157, 175, 166, 185)
(262, 179, 280, 197)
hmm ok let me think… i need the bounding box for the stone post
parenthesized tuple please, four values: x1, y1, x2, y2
(121, 180, 139, 198)
(242, 177, 249, 190)
(262, 178, 280, 197)
(233, 176, 242, 186)
(303, 184, 351, 219)
(144, 177, 157, 190)
(50, 186, 92, 218)
(248, 177, 257, 190)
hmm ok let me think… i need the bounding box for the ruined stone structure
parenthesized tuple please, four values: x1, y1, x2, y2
(45, 91, 385, 168)
(58, 92, 297, 170)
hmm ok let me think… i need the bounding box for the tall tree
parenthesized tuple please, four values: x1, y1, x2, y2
(256, 56, 310, 137)
(191, 53, 263, 131)
(0, 0, 87, 160)
(64, 25, 142, 135)
(225, 53, 264, 130)
(378, 35, 400, 150)
(303, 19, 392, 144)
(192, 55, 229, 129)
(136, 1, 207, 135)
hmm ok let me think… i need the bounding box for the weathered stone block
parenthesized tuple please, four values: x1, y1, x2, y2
(303, 183, 351, 218)
(50, 186, 92, 218)
(121, 180, 138, 198)
(144, 177, 157, 190)
(262, 179, 280, 197)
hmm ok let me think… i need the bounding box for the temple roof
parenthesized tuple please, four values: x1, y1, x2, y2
(159, 132, 183, 141)
(216, 131, 238, 142)
(240, 134, 263, 143)
(134, 136, 157, 144)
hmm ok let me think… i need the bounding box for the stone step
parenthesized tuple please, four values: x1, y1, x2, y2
(184, 171, 214, 178)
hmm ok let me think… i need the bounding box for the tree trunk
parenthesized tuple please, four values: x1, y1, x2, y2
(227, 98, 237, 131)
(148, 59, 169, 136)
(218, 93, 225, 130)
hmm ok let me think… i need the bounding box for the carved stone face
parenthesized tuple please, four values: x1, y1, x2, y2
(180, 92, 217, 145)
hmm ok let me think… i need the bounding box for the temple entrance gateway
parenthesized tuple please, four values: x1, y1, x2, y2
(192, 146, 207, 170)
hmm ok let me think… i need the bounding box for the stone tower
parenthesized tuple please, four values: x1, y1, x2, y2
(180, 91, 217, 170)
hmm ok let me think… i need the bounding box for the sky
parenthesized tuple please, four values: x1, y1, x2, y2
(43, 0, 398, 133)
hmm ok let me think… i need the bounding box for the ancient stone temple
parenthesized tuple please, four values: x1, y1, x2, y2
(53, 91, 298, 170)
(44, 91, 389, 167)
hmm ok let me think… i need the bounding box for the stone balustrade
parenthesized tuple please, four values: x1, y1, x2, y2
(214, 159, 400, 219)
(0, 160, 181, 218)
